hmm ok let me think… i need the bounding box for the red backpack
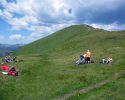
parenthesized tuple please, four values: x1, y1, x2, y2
(8, 71, 18, 76)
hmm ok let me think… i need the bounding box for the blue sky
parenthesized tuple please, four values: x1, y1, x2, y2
(0, 0, 125, 44)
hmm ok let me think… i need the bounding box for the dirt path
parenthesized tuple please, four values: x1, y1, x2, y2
(54, 71, 125, 100)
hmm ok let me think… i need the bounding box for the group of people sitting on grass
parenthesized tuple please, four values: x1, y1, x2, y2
(76, 50, 113, 65)
(0, 63, 18, 76)
(100, 57, 113, 64)
(2, 56, 17, 63)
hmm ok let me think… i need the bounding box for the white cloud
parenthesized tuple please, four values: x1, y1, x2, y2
(28, 26, 51, 34)
(0, 10, 13, 20)
(27, 23, 72, 41)
(9, 34, 24, 40)
(1, 0, 74, 26)
(1, 0, 125, 25)
(90, 23, 125, 31)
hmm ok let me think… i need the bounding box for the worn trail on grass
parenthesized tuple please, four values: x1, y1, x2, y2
(54, 71, 125, 100)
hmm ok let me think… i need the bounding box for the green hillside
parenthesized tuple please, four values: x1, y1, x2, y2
(0, 25, 125, 100)
(14, 25, 96, 55)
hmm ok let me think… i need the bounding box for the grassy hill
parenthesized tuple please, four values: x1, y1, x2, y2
(0, 25, 125, 100)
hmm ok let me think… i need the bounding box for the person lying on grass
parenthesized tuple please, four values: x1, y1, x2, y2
(76, 55, 86, 65)
(0, 63, 18, 76)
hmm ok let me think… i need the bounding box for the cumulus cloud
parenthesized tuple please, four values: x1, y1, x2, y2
(1, 0, 125, 25)
(0, 0, 74, 28)
(91, 23, 125, 31)
(0, 0, 125, 44)
(9, 34, 24, 40)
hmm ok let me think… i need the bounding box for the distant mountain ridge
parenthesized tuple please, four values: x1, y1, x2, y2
(0, 44, 23, 56)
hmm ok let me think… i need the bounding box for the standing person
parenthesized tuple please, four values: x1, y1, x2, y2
(85, 50, 91, 64)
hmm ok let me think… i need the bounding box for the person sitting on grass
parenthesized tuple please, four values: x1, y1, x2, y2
(106, 57, 113, 64)
(85, 50, 91, 64)
(76, 55, 86, 65)
(12, 56, 17, 62)
(2, 56, 12, 63)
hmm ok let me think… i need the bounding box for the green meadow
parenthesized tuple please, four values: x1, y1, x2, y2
(0, 25, 125, 100)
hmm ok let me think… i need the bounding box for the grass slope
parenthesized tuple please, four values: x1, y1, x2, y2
(0, 25, 125, 100)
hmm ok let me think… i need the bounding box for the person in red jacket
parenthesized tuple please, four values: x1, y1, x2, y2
(85, 50, 91, 64)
